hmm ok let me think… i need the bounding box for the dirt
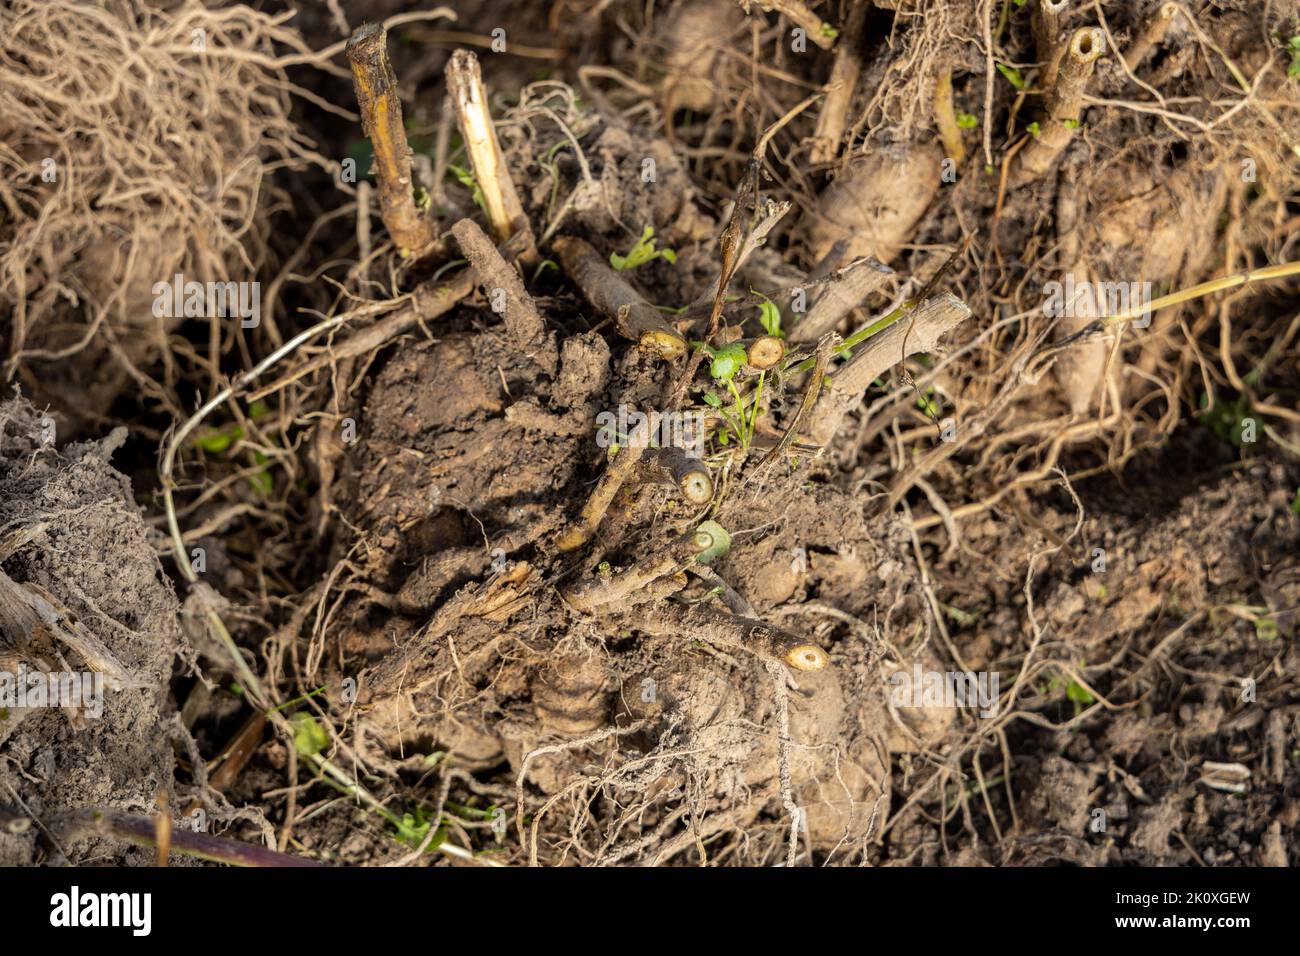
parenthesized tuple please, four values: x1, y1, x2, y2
(1, 0, 1298, 868)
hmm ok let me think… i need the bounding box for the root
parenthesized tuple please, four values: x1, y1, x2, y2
(46, 808, 320, 867)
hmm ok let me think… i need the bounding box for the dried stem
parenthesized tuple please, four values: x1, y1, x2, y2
(809, 293, 972, 446)
(345, 23, 436, 258)
(450, 217, 545, 342)
(740, 0, 838, 50)
(1030, 0, 1071, 89)
(792, 256, 894, 344)
(809, 0, 869, 163)
(1124, 2, 1180, 71)
(1016, 27, 1105, 182)
(553, 236, 687, 359)
(556, 414, 653, 552)
(561, 531, 708, 612)
(50, 808, 323, 867)
(445, 49, 536, 263)
(631, 601, 829, 672)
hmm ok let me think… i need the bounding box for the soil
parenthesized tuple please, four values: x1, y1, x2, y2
(1, 0, 1298, 867)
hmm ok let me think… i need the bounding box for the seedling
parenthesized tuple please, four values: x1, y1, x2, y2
(698, 340, 764, 450)
(752, 289, 784, 338)
(447, 162, 486, 211)
(996, 62, 1026, 90)
(610, 225, 677, 271)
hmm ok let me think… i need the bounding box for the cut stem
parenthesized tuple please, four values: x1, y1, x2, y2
(1016, 27, 1105, 182)
(553, 235, 687, 359)
(445, 49, 536, 263)
(810, 0, 868, 163)
(346, 23, 437, 258)
(645, 446, 714, 504)
(1030, 0, 1071, 89)
(51, 808, 323, 867)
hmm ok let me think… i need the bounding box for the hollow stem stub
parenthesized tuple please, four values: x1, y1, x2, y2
(747, 335, 785, 370)
(346, 23, 436, 258)
(1031, 0, 1071, 88)
(1017, 27, 1105, 181)
(649, 446, 714, 504)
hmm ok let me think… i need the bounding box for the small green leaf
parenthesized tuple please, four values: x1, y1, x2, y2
(1026, 121, 1041, 138)
(193, 425, 242, 454)
(1065, 681, 1095, 706)
(1290, 487, 1300, 515)
(709, 341, 746, 382)
(752, 290, 783, 337)
(447, 163, 486, 211)
(956, 112, 978, 129)
(609, 225, 675, 272)
(291, 712, 329, 758)
(996, 62, 1026, 90)
(1063, 118, 1081, 129)
(703, 391, 722, 408)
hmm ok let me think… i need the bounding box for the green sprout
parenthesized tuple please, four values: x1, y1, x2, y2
(610, 225, 676, 271)
(1287, 35, 1300, 78)
(1198, 391, 1253, 447)
(752, 289, 784, 338)
(956, 112, 979, 129)
(697, 340, 762, 449)
(447, 163, 486, 211)
(996, 62, 1026, 90)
